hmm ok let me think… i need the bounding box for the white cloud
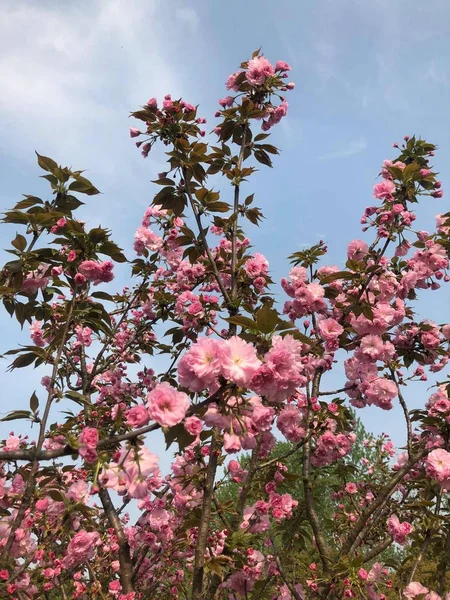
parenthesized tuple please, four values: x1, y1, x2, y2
(318, 138, 367, 160)
(0, 0, 195, 175)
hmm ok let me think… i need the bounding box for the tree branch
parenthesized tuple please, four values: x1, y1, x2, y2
(0, 387, 227, 462)
(182, 167, 232, 307)
(342, 448, 427, 557)
(192, 428, 221, 600)
(98, 486, 134, 594)
(302, 369, 332, 574)
(390, 368, 412, 458)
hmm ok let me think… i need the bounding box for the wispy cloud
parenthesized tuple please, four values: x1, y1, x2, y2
(0, 0, 196, 174)
(318, 138, 367, 160)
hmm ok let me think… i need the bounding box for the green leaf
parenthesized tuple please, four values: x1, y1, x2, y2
(30, 391, 39, 413)
(164, 423, 195, 451)
(91, 291, 114, 302)
(5, 260, 23, 273)
(254, 133, 270, 142)
(10, 352, 38, 369)
(1, 410, 32, 422)
(66, 391, 90, 406)
(68, 178, 100, 195)
(256, 304, 278, 334)
(207, 201, 230, 213)
(47, 489, 66, 502)
(35, 152, 58, 173)
(320, 271, 356, 284)
(254, 149, 273, 167)
(11, 233, 27, 252)
(88, 227, 107, 244)
(151, 178, 175, 186)
(225, 315, 259, 330)
(15, 196, 43, 210)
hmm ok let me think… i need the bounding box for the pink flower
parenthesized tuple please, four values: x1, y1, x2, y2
(218, 96, 234, 108)
(184, 416, 203, 437)
(78, 427, 99, 463)
(30, 321, 46, 347)
(277, 405, 305, 443)
(373, 179, 396, 200)
(21, 271, 49, 294)
(62, 530, 100, 568)
(226, 71, 242, 91)
(67, 480, 89, 503)
(219, 336, 261, 387)
(387, 514, 413, 545)
(249, 396, 275, 431)
(348, 239, 369, 261)
(125, 405, 150, 428)
(78, 260, 114, 285)
(425, 448, 450, 482)
(365, 378, 397, 410)
(275, 60, 291, 72)
(129, 128, 141, 138)
(178, 338, 221, 392)
(345, 482, 357, 494)
(246, 56, 275, 86)
(75, 325, 93, 347)
(223, 433, 242, 454)
(244, 253, 269, 278)
(358, 568, 368, 581)
(133, 226, 163, 255)
(147, 382, 190, 427)
(79, 427, 98, 449)
(258, 335, 305, 402)
(318, 318, 344, 350)
(403, 582, 429, 599)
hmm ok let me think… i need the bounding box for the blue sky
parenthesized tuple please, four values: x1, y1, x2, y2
(1, 0, 450, 467)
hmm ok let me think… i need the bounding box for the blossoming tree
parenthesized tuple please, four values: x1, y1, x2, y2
(0, 51, 449, 600)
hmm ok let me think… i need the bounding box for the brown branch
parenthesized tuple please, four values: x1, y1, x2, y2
(271, 537, 303, 600)
(407, 491, 442, 584)
(318, 385, 356, 397)
(98, 486, 134, 594)
(234, 436, 262, 526)
(89, 277, 149, 381)
(255, 435, 312, 472)
(192, 428, 221, 600)
(342, 448, 427, 557)
(390, 368, 412, 457)
(363, 537, 393, 563)
(0, 387, 226, 462)
(302, 369, 332, 574)
(230, 123, 248, 304)
(182, 167, 232, 307)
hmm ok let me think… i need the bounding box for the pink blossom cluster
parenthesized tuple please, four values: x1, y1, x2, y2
(100, 445, 160, 499)
(77, 259, 114, 285)
(386, 514, 413, 544)
(425, 448, 450, 489)
(403, 582, 449, 599)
